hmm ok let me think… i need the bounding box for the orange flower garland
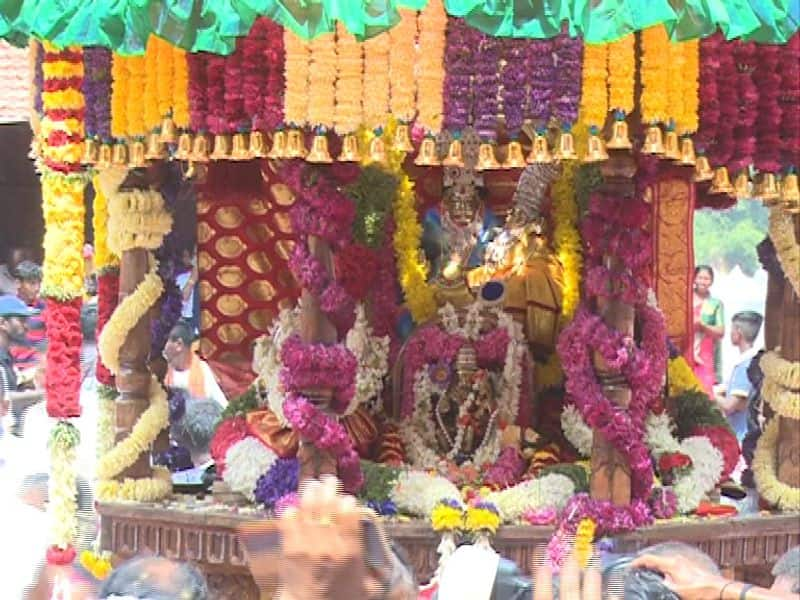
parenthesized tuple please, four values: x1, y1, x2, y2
(416, 0, 446, 133)
(679, 40, 700, 134)
(307, 32, 337, 129)
(126, 55, 147, 136)
(143, 36, 160, 131)
(666, 39, 686, 130)
(334, 24, 363, 135)
(283, 31, 310, 126)
(640, 26, 670, 124)
(110, 53, 128, 138)
(607, 34, 635, 114)
(389, 9, 418, 123)
(363, 33, 390, 131)
(172, 47, 190, 129)
(155, 37, 174, 122)
(579, 43, 608, 128)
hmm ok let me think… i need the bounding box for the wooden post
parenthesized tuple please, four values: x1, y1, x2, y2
(777, 214, 800, 488)
(115, 247, 153, 479)
(590, 151, 638, 506)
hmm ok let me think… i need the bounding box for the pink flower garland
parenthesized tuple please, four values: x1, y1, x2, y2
(223, 39, 247, 132)
(205, 54, 227, 135)
(711, 42, 737, 167)
(187, 53, 207, 132)
(753, 44, 782, 173)
(779, 34, 800, 168)
(696, 34, 721, 156)
(729, 41, 758, 174)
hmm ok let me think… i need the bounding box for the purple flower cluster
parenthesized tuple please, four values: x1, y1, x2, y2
(82, 47, 112, 140)
(500, 39, 528, 139)
(473, 34, 500, 141)
(443, 19, 476, 132)
(552, 33, 583, 127)
(649, 487, 678, 520)
(254, 457, 299, 509)
(526, 39, 555, 124)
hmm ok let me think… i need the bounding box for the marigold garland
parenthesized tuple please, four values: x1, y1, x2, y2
(579, 43, 608, 128)
(665, 40, 686, 130)
(143, 36, 160, 131)
(363, 33, 390, 131)
(41, 172, 87, 299)
(155, 37, 174, 121)
(769, 207, 800, 298)
(92, 174, 118, 271)
(640, 26, 670, 124)
(754, 418, 800, 512)
(307, 33, 337, 129)
(389, 10, 418, 123)
(415, 0, 446, 133)
(110, 53, 128, 138)
(573, 517, 596, 568)
(96, 466, 173, 502)
(334, 24, 363, 135)
(679, 40, 700, 134)
(172, 47, 190, 129)
(607, 34, 634, 114)
(125, 55, 146, 136)
(283, 31, 310, 126)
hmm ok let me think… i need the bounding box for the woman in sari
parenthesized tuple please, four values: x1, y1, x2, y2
(692, 265, 725, 395)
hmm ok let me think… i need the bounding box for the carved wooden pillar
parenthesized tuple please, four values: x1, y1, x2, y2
(297, 235, 339, 483)
(590, 152, 638, 506)
(777, 214, 800, 488)
(115, 247, 153, 479)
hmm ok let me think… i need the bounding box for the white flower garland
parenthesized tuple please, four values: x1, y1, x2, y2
(753, 418, 800, 511)
(253, 307, 300, 426)
(50, 434, 78, 549)
(760, 350, 800, 420)
(561, 404, 593, 458)
(440, 302, 483, 341)
(485, 473, 575, 523)
(222, 437, 278, 502)
(345, 304, 390, 415)
(390, 470, 463, 518)
(769, 207, 800, 298)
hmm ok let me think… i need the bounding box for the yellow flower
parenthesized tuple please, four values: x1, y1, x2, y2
(667, 356, 702, 397)
(579, 43, 608, 129)
(284, 31, 310, 126)
(753, 419, 800, 511)
(666, 39, 686, 130)
(143, 36, 161, 131)
(389, 10, 418, 123)
(574, 517, 596, 568)
(80, 550, 113, 580)
(464, 505, 501, 535)
(679, 40, 700, 134)
(42, 60, 84, 80)
(41, 173, 87, 300)
(431, 502, 464, 532)
(363, 32, 390, 130)
(415, 0, 446, 133)
(172, 47, 190, 129)
(155, 37, 175, 120)
(607, 34, 635, 114)
(640, 26, 670, 124)
(97, 467, 172, 502)
(307, 33, 337, 129)
(92, 175, 119, 270)
(126, 55, 147, 136)
(41, 89, 85, 111)
(334, 23, 363, 135)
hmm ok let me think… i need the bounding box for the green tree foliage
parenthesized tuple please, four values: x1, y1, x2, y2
(694, 201, 768, 276)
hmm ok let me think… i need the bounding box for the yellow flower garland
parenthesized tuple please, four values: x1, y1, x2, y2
(92, 174, 119, 270)
(607, 34, 635, 114)
(668, 355, 702, 397)
(143, 36, 161, 131)
(172, 47, 190, 129)
(96, 388, 116, 459)
(363, 33, 390, 131)
(41, 172, 87, 300)
(640, 26, 670, 124)
(334, 23, 363, 135)
(679, 40, 700, 134)
(97, 467, 173, 502)
(580, 43, 608, 128)
(760, 350, 800, 420)
(284, 31, 310, 126)
(307, 32, 337, 129)
(753, 418, 800, 511)
(574, 517, 596, 568)
(666, 39, 686, 130)
(126, 55, 147, 136)
(769, 207, 800, 298)
(389, 9, 418, 123)
(155, 37, 174, 121)
(416, 0, 446, 133)
(111, 53, 129, 138)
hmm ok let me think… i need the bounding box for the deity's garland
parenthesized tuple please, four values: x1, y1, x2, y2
(363, 32, 390, 131)
(473, 34, 500, 141)
(640, 26, 669, 124)
(696, 34, 721, 154)
(607, 34, 634, 115)
(753, 45, 782, 173)
(307, 33, 337, 130)
(678, 40, 699, 135)
(415, 0, 446, 134)
(82, 47, 112, 141)
(283, 31, 310, 127)
(579, 43, 608, 130)
(223, 39, 247, 132)
(334, 24, 363, 135)
(443, 18, 475, 132)
(779, 34, 800, 167)
(187, 52, 208, 132)
(172, 46, 189, 130)
(389, 10, 417, 124)
(205, 54, 227, 134)
(712, 40, 737, 166)
(500, 39, 527, 139)
(729, 41, 758, 174)
(526, 39, 555, 125)
(126, 55, 146, 137)
(143, 36, 160, 131)
(552, 33, 582, 127)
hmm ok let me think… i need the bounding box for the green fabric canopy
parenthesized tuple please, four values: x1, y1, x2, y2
(0, 0, 796, 54)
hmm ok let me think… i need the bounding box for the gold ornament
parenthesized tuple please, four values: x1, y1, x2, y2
(442, 139, 465, 167)
(606, 119, 632, 150)
(414, 137, 441, 166)
(284, 129, 308, 159)
(159, 117, 177, 144)
(526, 134, 552, 164)
(249, 131, 267, 158)
(781, 173, 800, 213)
(144, 132, 168, 161)
(112, 143, 128, 166)
(97, 143, 113, 169)
(128, 139, 147, 168)
(267, 130, 287, 159)
(663, 129, 681, 160)
(393, 123, 415, 152)
(174, 132, 193, 161)
(368, 135, 389, 165)
(693, 155, 713, 182)
(210, 134, 232, 161)
(582, 132, 609, 163)
(642, 125, 665, 155)
(708, 167, 734, 195)
(81, 138, 99, 165)
(338, 134, 362, 162)
(230, 133, 252, 161)
(189, 133, 211, 163)
(733, 171, 750, 200)
(678, 137, 696, 166)
(758, 173, 780, 205)
(502, 141, 527, 169)
(554, 131, 577, 161)
(306, 134, 334, 163)
(475, 143, 501, 171)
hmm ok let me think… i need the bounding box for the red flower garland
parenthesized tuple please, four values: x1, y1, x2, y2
(243, 18, 269, 130)
(711, 42, 737, 167)
(753, 45, 782, 173)
(209, 416, 250, 476)
(223, 38, 247, 132)
(187, 52, 208, 132)
(691, 424, 739, 481)
(205, 54, 226, 135)
(779, 34, 800, 168)
(335, 243, 379, 300)
(262, 20, 286, 130)
(45, 298, 83, 418)
(95, 270, 119, 387)
(729, 41, 758, 174)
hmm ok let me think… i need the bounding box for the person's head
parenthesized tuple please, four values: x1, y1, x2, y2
(0, 294, 38, 340)
(172, 399, 222, 465)
(694, 265, 714, 295)
(15, 261, 42, 305)
(731, 311, 763, 347)
(772, 546, 799, 594)
(98, 556, 208, 600)
(8, 246, 36, 271)
(163, 321, 194, 368)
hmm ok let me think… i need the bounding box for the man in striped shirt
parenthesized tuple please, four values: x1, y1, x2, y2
(11, 261, 46, 376)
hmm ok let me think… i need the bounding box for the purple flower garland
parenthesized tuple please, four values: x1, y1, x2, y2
(501, 39, 528, 139)
(526, 39, 555, 125)
(552, 33, 582, 127)
(255, 457, 299, 509)
(82, 47, 112, 140)
(473, 33, 500, 141)
(443, 18, 475, 132)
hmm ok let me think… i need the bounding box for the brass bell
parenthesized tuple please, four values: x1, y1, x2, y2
(709, 167, 734, 195)
(190, 134, 211, 163)
(606, 117, 633, 150)
(693, 155, 714, 182)
(368, 135, 388, 165)
(663, 129, 681, 161)
(758, 173, 780, 205)
(210, 134, 231, 161)
(733, 171, 751, 200)
(267, 130, 287, 159)
(678, 137, 696, 166)
(96, 143, 112, 169)
(338, 134, 362, 162)
(582, 129, 609, 163)
(144, 132, 168, 160)
(284, 129, 307, 159)
(642, 125, 665, 155)
(111, 142, 128, 166)
(230, 133, 251, 161)
(160, 117, 177, 144)
(502, 141, 527, 169)
(81, 138, 99, 165)
(393, 123, 415, 153)
(526, 133, 552, 164)
(554, 130, 578, 161)
(475, 142, 502, 171)
(781, 172, 800, 213)
(128, 139, 147, 168)
(249, 131, 267, 158)
(442, 139, 465, 167)
(306, 133, 333, 163)
(174, 132, 193, 161)
(414, 137, 441, 166)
